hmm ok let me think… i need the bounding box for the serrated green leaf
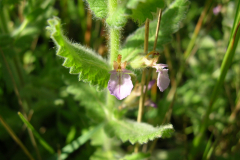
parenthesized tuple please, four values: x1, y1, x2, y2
(120, 0, 190, 69)
(105, 119, 174, 144)
(86, 0, 108, 19)
(47, 17, 111, 90)
(127, 0, 165, 24)
(66, 82, 106, 122)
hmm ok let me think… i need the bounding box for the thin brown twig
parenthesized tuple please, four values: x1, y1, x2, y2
(184, 0, 213, 59)
(0, 47, 41, 160)
(136, 18, 150, 124)
(153, 9, 163, 51)
(143, 10, 164, 154)
(143, 9, 163, 114)
(134, 18, 150, 153)
(144, 9, 163, 110)
(0, 115, 35, 160)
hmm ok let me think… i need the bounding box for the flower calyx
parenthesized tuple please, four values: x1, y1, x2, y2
(142, 50, 160, 67)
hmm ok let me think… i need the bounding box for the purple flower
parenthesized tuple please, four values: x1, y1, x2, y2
(213, 5, 221, 15)
(153, 64, 170, 92)
(143, 51, 170, 92)
(147, 80, 156, 90)
(108, 55, 133, 100)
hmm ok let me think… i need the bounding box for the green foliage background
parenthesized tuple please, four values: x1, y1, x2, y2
(0, 0, 240, 160)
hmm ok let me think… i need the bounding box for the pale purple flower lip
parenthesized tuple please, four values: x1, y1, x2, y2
(153, 64, 168, 71)
(153, 64, 170, 92)
(156, 67, 170, 92)
(108, 54, 134, 100)
(213, 5, 221, 15)
(108, 70, 133, 100)
(142, 50, 170, 92)
(147, 80, 156, 90)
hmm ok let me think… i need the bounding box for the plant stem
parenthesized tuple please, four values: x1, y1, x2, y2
(144, 9, 162, 103)
(106, 0, 121, 114)
(135, 10, 163, 153)
(0, 115, 34, 160)
(0, 6, 10, 33)
(134, 18, 150, 153)
(153, 9, 162, 51)
(137, 18, 150, 124)
(109, 28, 120, 66)
(184, 0, 213, 59)
(108, 0, 120, 67)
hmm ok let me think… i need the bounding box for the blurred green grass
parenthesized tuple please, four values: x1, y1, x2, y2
(0, 0, 240, 160)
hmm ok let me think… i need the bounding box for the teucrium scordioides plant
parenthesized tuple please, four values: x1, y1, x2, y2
(47, 0, 189, 156)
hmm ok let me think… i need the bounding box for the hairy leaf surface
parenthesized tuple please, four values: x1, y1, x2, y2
(127, 0, 165, 24)
(105, 119, 174, 144)
(47, 17, 110, 90)
(120, 0, 190, 68)
(106, 7, 127, 28)
(86, 0, 108, 19)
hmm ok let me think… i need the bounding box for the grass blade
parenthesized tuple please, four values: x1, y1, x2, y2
(48, 123, 104, 160)
(190, 1, 240, 158)
(18, 112, 55, 154)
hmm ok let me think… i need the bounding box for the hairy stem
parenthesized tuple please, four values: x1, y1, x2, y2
(106, 0, 121, 114)
(108, 0, 120, 67)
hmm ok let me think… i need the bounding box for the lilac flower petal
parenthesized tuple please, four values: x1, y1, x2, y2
(147, 80, 156, 90)
(142, 80, 156, 93)
(157, 69, 170, 92)
(109, 70, 117, 74)
(213, 5, 221, 15)
(108, 71, 133, 100)
(122, 69, 132, 74)
(155, 64, 168, 68)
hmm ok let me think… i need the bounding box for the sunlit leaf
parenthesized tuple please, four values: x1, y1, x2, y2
(86, 0, 108, 19)
(127, 0, 165, 24)
(105, 119, 174, 144)
(66, 82, 106, 122)
(47, 17, 111, 90)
